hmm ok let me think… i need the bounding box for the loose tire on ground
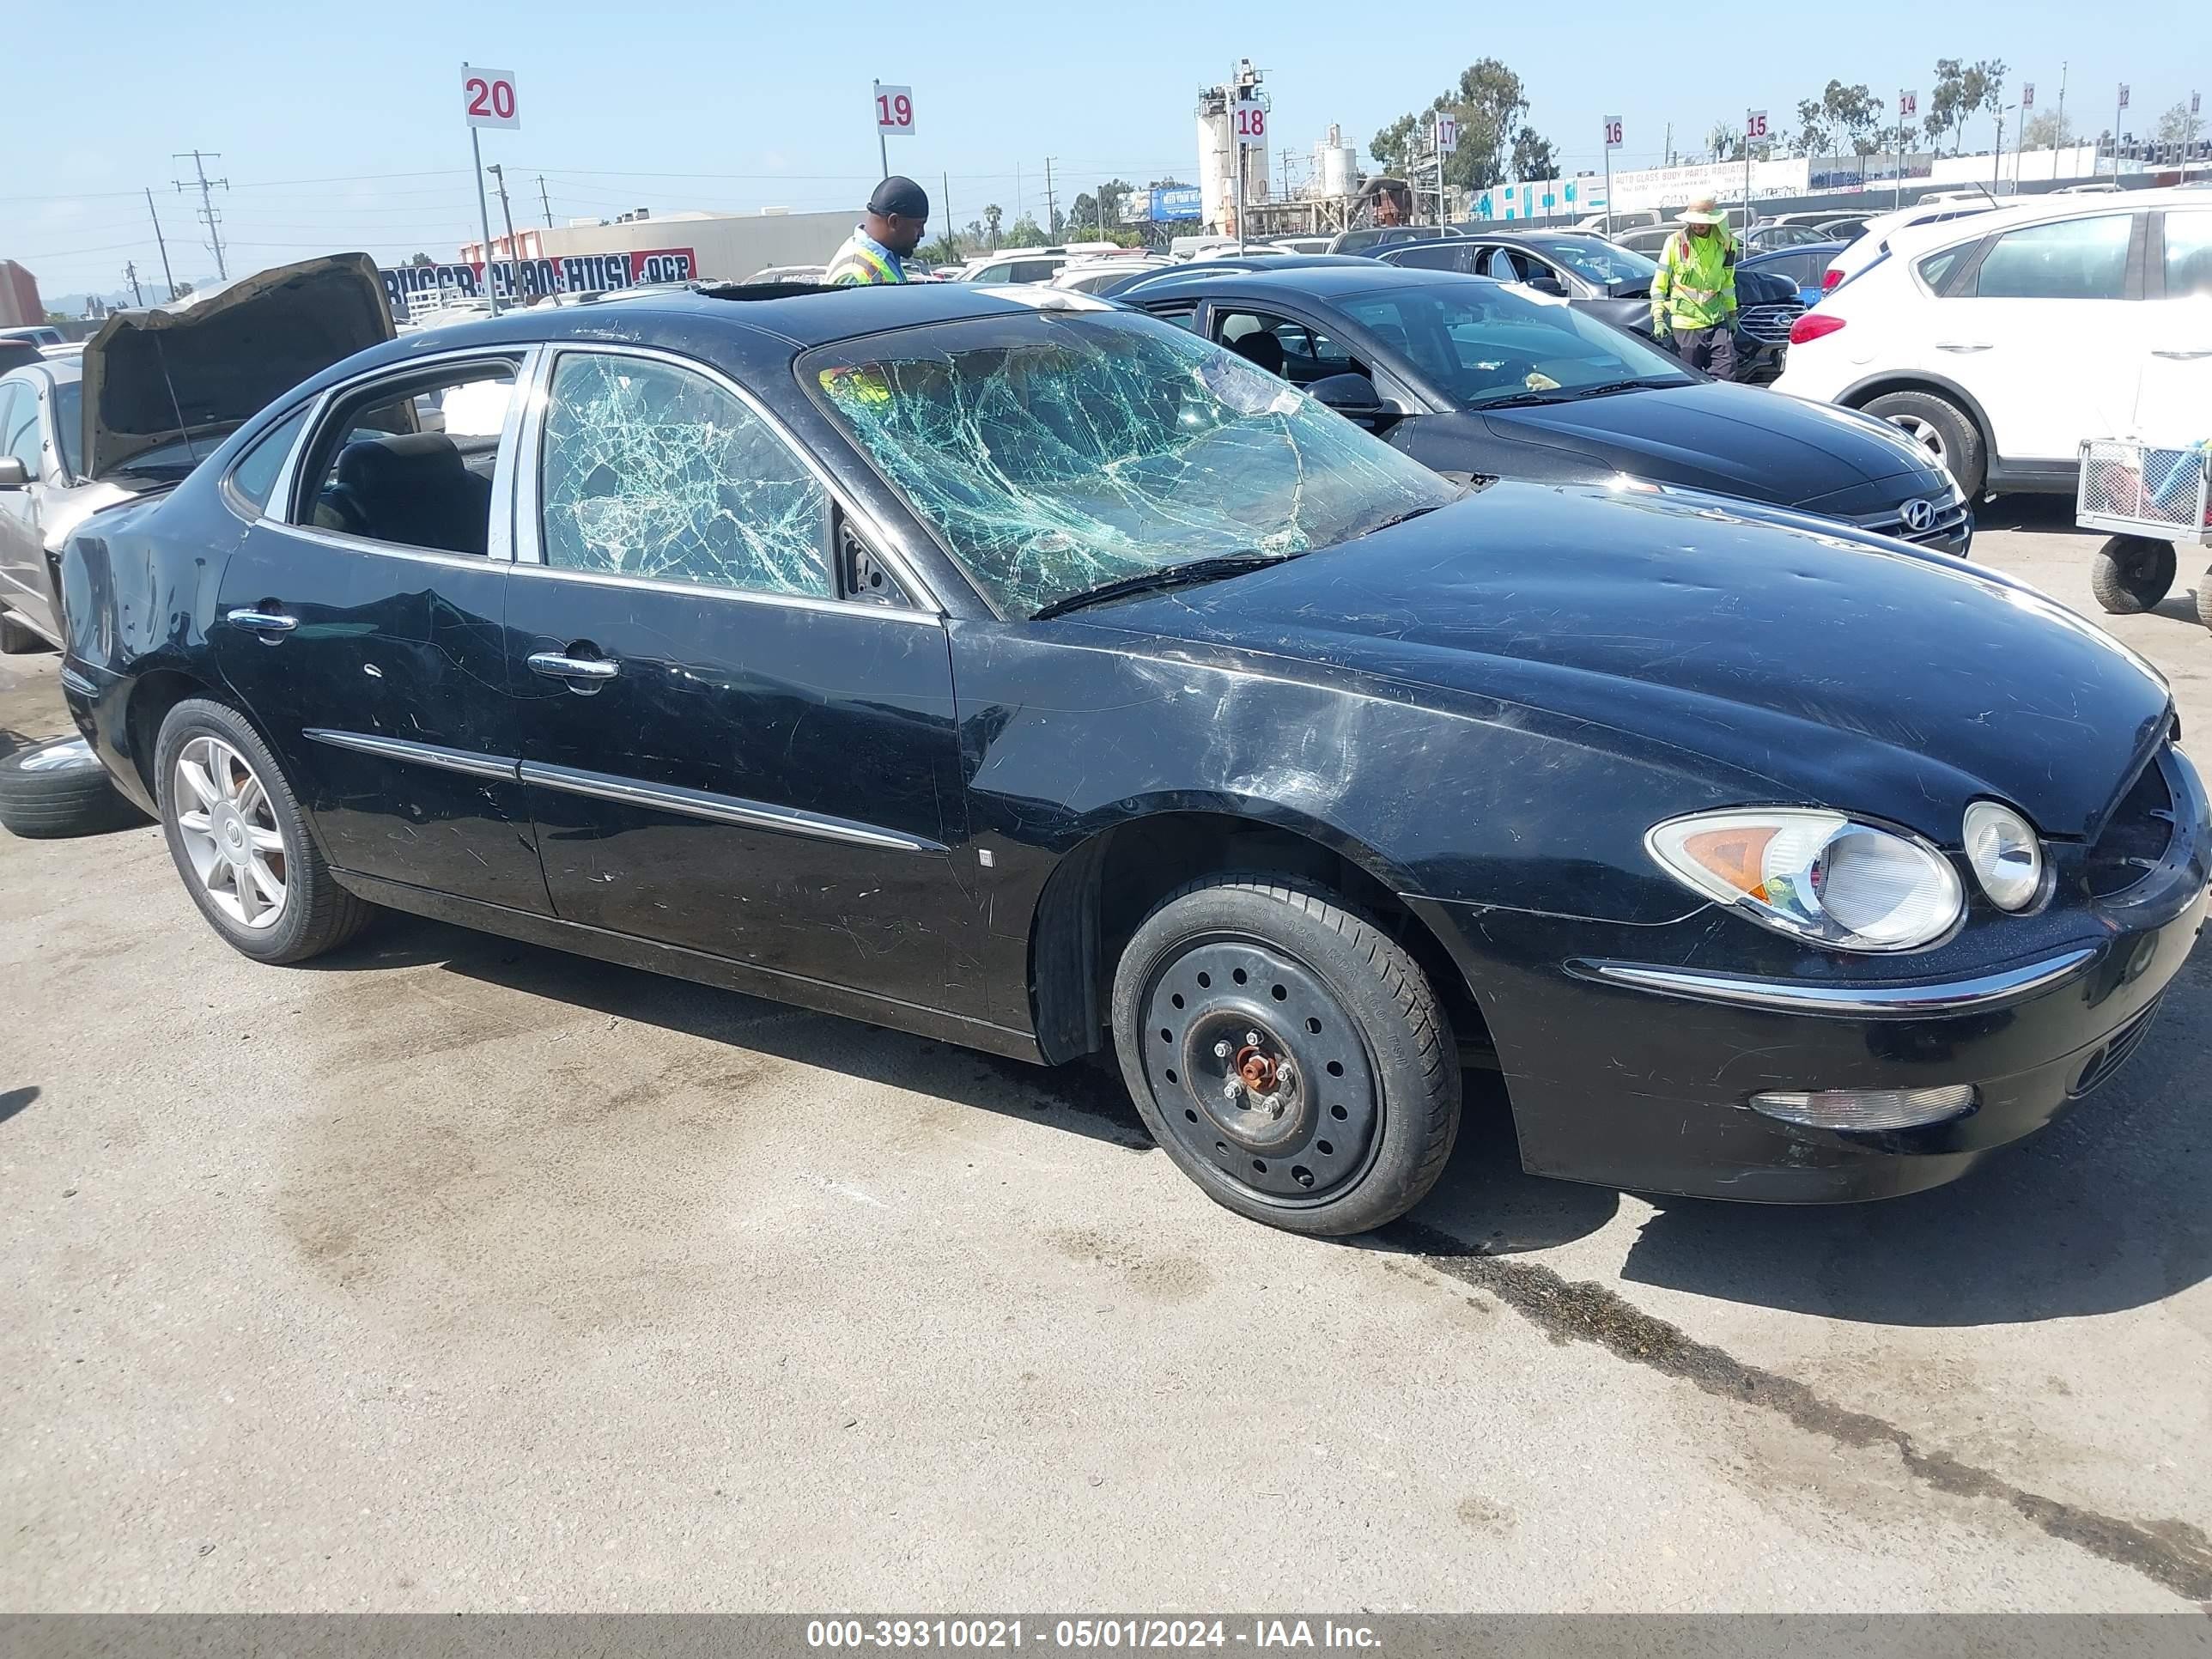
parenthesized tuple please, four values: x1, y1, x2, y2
(1110, 874, 1461, 1237)
(1861, 389, 1986, 501)
(153, 697, 376, 963)
(0, 610, 52, 654)
(2197, 564, 2212, 632)
(0, 736, 146, 839)
(2088, 535, 2178, 616)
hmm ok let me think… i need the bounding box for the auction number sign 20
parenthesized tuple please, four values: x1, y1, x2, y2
(465, 68, 520, 130)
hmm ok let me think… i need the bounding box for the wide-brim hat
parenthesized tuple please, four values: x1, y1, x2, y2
(1676, 205, 1727, 227)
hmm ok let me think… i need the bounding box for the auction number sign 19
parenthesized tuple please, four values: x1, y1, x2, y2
(465, 67, 520, 130)
(875, 84, 917, 136)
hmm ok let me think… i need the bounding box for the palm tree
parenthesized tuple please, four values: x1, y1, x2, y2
(984, 204, 1003, 251)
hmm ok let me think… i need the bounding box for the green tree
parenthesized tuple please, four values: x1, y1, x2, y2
(1002, 213, 1047, 248)
(408, 252, 435, 266)
(1510, 128, 1559, 181)
(1923, 58, 2007, 155)
(1706, 120, 1742, 162)
(1796, 81, 1881, 158)
(1370, 58, 1534, 193)
(983, 204, 1002, 249)
(2155, 101, 2195, 144)
(2020, 107, 2075, 149)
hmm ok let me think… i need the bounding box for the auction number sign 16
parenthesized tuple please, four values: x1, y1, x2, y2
(465, 67, 520, 130)
(875, 84, 917, 136)
(1602, 116, 1624, 149)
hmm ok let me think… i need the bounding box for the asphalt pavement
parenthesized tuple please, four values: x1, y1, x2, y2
(2, 497, 2208, 1612)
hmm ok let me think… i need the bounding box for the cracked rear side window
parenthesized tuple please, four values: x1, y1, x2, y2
(804, 312, 1455, 618)
(540, 351, 830, 598)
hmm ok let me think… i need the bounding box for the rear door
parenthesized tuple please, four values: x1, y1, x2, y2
(502, 343, 979, 1015)
(2136, 207, 2212, 438)
(1926, 210, 2146, 464)
(210, 349, 548, 911)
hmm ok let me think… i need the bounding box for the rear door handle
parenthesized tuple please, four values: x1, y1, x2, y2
(1936, 342, 1993, 353)
(528, 650, 620, 684)
(226, 607, 297, 635)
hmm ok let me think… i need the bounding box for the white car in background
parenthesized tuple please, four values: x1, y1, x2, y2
(1815, 197, 2005, 294)
(1775, 188, 2212, 499)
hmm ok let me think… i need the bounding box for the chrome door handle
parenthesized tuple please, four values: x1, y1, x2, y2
(527, 651, 620, 682)
(226, 607, 297, 634)
(2151, 349, 2212, 360)
(1936, 342, 1993, 353)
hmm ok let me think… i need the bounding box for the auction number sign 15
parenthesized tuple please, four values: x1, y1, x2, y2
(465, 67, 520, 130)
(875, 84, 917, 136)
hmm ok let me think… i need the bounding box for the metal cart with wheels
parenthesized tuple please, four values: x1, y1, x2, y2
(2076, 438, 2212, 627)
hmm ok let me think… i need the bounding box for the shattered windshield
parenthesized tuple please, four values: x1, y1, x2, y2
(805, 311, 1457, 618)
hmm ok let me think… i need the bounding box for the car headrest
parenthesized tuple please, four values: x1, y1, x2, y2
(1230, 331, 1286, 376)
(337, 432, 470, 491)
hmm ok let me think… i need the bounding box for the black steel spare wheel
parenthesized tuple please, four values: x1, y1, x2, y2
(1112, 876, 1460, 1236)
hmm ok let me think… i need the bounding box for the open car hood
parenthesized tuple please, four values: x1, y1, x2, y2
(81, 252, 393, 481)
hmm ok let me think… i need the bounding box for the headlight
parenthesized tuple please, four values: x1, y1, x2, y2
(1646, 809, 1963, 952)
(1962, 800, 2043, 910)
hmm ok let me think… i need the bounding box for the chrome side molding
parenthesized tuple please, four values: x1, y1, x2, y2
(1567, 947, 2100, 1018)
(518, 760, 947, 854)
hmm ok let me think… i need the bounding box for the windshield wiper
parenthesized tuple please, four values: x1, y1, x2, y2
(1356, 500, 1458, 538)
(1479, 388, 1579, 410)
(1560, 376, 1692, 399)
(1030, 552, 1290, 621)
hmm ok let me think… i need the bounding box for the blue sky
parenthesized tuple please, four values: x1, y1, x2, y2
(9, 0, 2203, 298)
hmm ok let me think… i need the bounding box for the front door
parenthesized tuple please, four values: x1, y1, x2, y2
(210, 351, 550, 913)
(1920, 210, 2144, 465)
(0, 377, 59, 640)
(503, 344, 978, 1016)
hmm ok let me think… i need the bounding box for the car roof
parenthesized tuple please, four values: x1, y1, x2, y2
(1119, 261, 1487, 305)
(1877, 186, 2201, 262)
(1740, 240, 1847, 264)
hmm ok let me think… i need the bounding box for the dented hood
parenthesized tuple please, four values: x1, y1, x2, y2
(81, 252, 393, 480)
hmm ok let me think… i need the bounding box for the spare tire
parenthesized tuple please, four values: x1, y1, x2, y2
(0, 736, 147, 839)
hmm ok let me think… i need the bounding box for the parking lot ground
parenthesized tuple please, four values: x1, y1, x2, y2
(3, 499, 2209, 1613)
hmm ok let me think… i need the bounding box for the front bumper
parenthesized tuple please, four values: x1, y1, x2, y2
(1413, 751, 2209, 1202)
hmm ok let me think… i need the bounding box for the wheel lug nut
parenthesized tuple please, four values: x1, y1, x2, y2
(1245, 1030, 1260, 1046)
(1213, 1041, 1231, 1058)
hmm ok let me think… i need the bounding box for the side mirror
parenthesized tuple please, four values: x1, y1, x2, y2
(0, 457, 28, 489)
(1528, 274, 1569, 297)
(1308, 373, 1386, 422)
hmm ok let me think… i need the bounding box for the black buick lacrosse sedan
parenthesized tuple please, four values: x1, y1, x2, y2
(57, 274, 2205, 1235)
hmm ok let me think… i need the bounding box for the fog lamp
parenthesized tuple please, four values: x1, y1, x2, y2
(1748, 1084, 1978, 1131)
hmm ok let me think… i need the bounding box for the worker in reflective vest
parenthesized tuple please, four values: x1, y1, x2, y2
(1650, 196, 1739, 380)
(825, 177, 931, 286)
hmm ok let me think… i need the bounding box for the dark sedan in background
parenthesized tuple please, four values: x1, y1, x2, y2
(1378, 230, 1806, 384)
(54, 279, 2197, 1237)
(1124, 264, 1972, 552)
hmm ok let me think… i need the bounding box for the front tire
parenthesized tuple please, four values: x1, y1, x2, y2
(1862, 389, 1985, 501)
(1111, 876, 1460, 1237)
(2088, 535, 2178, 615)
(154, 698, 376, 963)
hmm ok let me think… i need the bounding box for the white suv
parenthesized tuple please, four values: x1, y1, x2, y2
(1774, 189, 2212, 498)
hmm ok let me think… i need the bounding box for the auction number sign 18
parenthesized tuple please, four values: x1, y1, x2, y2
(875, 84, 917, 136)
(465, 67, 520, 130)
(1236, 97, 1267, 149)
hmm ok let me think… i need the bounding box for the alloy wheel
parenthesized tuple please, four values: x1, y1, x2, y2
(1140, 935, 1380, 1205)
(1887, 413, 1947, 465)
(172, 734, 289, 930)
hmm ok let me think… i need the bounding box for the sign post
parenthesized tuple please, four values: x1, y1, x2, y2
(872, 82, 915, 181)
(1433, 114, 1458, 228)
(2116, 83, 2130, 173)
(1743, 109, 1767, 220)
(1601, 116, 1623, 236)
(1233, 87, 1266, 253)
(1897, 90, 1918, 206)
(462, 64, 520, 314)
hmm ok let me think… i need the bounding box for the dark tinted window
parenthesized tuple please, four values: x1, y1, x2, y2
(1918, 246, 1966, 291)
(1973, 214, 2132, 299)
(227, 405, 311, 514)
(1213, 308, 1359, 385)
(1390, 242, 1467, 271)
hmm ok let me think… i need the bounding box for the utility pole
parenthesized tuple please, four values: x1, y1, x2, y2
(942, 170, 952, 254)
(487, 163, 523, 295)
(143, 188, 178, 299)
(171, 149, 229, 281)
(122, 261, 144, 307)
(872, 80, 890, 181)
(1662, 122, 1673, 167)
(537, 173, 554, 228)
(1043, 156, 1057, 239)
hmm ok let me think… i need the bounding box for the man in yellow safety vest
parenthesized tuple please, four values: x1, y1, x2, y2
(825, 177, 931, 286)
(1650, 196, 1739, 380)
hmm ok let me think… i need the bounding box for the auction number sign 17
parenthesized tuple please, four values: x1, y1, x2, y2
(465, 67, 520, 130)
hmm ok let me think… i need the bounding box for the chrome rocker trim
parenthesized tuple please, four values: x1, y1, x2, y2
(1568, 947, 2100, 1018)
(303, 728, 519, 781)
(517, 760, 947, 855)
